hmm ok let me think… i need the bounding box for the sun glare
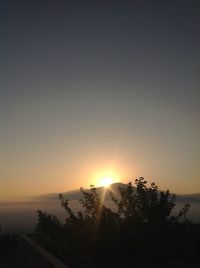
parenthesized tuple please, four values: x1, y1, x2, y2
(92, 169, 119, 188)
(100, 177, 113, 187)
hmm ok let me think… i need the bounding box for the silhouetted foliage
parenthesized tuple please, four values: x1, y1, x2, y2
(35, 178, 199, 267)
(112, 177, 190, 225)
(35, 211, 68, 263)
(0, 229, 17, 255)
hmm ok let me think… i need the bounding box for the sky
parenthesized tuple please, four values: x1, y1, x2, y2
(0, 0, 199, 200)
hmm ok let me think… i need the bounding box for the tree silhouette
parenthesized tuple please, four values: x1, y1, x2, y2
(112, 177, 190, 225)
(35, 177, 197, 267)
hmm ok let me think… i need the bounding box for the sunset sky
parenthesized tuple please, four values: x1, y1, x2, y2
(0, 1, 199, 200)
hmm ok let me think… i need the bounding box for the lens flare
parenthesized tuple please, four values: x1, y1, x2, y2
(100, 177, 113, 187)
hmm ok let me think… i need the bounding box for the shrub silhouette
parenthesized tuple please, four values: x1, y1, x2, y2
(112, 177, 190, 225)
(35, 177, 197, 267)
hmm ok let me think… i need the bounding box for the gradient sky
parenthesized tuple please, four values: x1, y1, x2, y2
(0, 1, 199, 200)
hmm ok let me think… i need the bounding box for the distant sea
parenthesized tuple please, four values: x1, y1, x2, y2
(0, 190, 200, 233)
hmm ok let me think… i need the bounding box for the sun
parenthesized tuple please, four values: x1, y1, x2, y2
(92, 169, 118, 188)
(100, 177, 113, 187)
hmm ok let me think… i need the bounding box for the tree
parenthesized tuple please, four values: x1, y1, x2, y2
(111, 177, 190, 226)
(35, 177, 192, 267)
(35, 211, 68, 262)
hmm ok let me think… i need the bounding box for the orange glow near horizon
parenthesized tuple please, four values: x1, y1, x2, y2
(92, 169, 119, 187)
(100, 177, 113, 187)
